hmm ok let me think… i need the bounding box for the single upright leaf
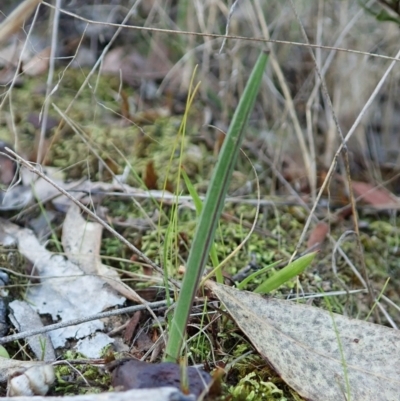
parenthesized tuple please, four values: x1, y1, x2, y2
(165, 51, 269, 362)
(207, 281, 400, 401)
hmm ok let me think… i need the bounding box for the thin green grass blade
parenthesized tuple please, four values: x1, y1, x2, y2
(161, 69, 200, 306)
(164, 51, 269, 362)
(254, 252, 317, 294)
(181, 169, 203, 215)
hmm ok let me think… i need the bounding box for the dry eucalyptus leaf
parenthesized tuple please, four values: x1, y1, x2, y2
(9, 300, 55, 362)
(62, 204, 143, 303)
(207, 281, 400, 401)
(1, 219, 124, 349)
(61, 204, 104, 275)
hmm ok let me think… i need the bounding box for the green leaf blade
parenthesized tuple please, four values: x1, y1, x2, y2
(255, 252, 317, 294)
(164, 51, 269, 362)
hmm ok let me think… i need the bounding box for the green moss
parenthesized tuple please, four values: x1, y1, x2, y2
(230, 372, 288, 401)
(224, 346, 302, 401)
(53, 352, 111, 396)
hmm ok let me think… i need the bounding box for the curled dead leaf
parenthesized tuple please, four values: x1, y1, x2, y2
(9, 364, 55, 396)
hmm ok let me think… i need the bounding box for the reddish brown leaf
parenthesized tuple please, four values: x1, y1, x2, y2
(134, 287, 163, 302)
(144, 161, 158, 190)
(352, 181, 398, 208)
(214, 130, 225, 156)
(209, 367, 224, 397)
(0, 142, 17, 185)
(124, 311, 141, 344)
(318, 170, 349, 206)
(165, 179, 175, 193)
(120, 90, 131, 120)
(307, 222, 329, 250)
(131, 108, 170, 125)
